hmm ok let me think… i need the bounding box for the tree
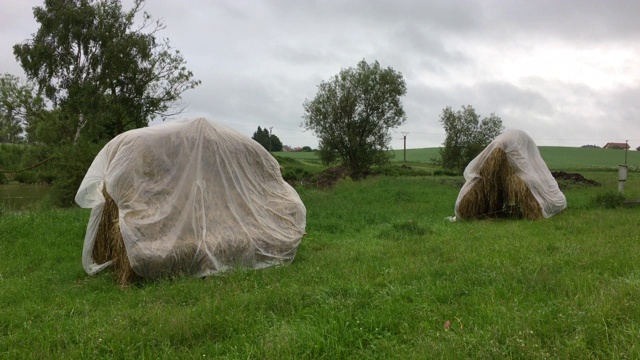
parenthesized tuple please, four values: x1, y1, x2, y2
(252, 126, 282, 152)
(438, 105, 504, 173)
(0, 74, 45, 143)
(269, 134, 283, 152)
(252, 126, 269, 148)
(13, 0, 200, 144)
(302, 59, 407, 178)
(13, 0, 200, 206)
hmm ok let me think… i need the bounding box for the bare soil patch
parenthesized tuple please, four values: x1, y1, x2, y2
(551, 171, 601, 186)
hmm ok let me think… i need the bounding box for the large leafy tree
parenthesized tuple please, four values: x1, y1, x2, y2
(439, 105, 504, 173)
(252, 126, 283, 152)
(12, 0, 200, 206)
(0, 74, 45, 143)
(13, 0, 200, 144)
(302, 59, 407, 178)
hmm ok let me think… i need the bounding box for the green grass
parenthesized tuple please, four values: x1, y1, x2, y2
(2, 172, 640, 358)
(272, 151, 320, 160)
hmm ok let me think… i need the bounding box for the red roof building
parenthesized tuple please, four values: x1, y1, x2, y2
(603, 142, 630, 149)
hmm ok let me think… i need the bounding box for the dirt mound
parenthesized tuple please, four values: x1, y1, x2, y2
(551, 171, 600, 186)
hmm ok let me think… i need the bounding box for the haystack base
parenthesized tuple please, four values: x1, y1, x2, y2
(93, 187, 139, 286)
(457, 148, 543, 220)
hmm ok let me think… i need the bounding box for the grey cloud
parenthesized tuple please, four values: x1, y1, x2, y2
(476, 0, 640, 44)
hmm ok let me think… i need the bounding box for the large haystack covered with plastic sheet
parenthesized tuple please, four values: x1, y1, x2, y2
(76, 118, 306, 284)
(455, 129, 566, 220)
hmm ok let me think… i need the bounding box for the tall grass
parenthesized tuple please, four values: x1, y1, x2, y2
(1, 173, 640, 358)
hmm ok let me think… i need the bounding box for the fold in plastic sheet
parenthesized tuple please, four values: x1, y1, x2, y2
(454, 129, 567, 219)
(76, 118, 307, 278)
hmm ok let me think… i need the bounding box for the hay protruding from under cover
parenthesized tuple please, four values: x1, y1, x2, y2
(93, 187, 138, 286)
(457, 148, 543, 220)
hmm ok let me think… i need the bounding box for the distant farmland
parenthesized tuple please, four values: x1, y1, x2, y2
(276, 146, 640, 171)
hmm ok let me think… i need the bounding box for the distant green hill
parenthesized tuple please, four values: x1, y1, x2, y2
(276, 146, 640, 171)
(391, 147, 640, 171)
(537, 147, 637, 170)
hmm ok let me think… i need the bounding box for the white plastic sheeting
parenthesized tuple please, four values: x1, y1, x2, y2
(76, 118, 306, 278)
(455, 129, 566, 219)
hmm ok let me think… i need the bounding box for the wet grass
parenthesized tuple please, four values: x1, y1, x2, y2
(1, 173, 639, 358)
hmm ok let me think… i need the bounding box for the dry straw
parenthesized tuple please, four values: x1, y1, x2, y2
(457, 148, 543, 220)
(93, 187, 138, 286)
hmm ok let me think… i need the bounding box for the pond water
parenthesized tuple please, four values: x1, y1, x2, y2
(0, 184, 51, 210)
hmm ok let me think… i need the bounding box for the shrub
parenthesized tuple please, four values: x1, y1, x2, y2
(433, 169, 459, 176)
(370, 165, 431, 177)
(51, 141, 104, 207)
(592, 191, 626, 209)
(14, 171, 39, 184)
(282, 167, 313, 182)
(38, 170, 56, 185)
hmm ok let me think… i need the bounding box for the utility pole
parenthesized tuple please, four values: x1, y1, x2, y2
(401, 132, 409, 162)
(619, 139, 629, 194)
(269, 126, 273, 152)
(625, 139, 629, 165)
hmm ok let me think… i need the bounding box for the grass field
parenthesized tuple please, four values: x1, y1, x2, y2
(2, 157, 640, 357)
(276, 146, 640, 171)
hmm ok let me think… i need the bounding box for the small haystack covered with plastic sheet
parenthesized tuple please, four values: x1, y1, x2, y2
(76, 118, 306, 284)
(455, 129, 566, 220)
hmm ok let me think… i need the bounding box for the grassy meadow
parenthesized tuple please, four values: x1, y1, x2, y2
(2, 148, 640, 358)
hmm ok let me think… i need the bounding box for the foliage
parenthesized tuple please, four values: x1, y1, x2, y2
(0, 143, 57, 185)
(14, 0, 201, 143)
(252, 126, 283, 152)
(438, 105, 503, 173)
(0, 143, 28, 171)
(13, 0, 200, 206)
(49, 141, 106, 207)
(0, 74, 45, 143)
(370, 164, 432, 177)
(273, 155, 322, 183)
(302, 59, 407, 179)
(301, 146, 313, 152)
(13, 171, 39, 185)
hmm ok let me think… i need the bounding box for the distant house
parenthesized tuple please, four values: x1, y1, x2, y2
(603, 142, 630, 150)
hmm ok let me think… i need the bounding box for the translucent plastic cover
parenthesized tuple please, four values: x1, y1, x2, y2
(455, 129, 567, 219)
(76, 118, 306, 278)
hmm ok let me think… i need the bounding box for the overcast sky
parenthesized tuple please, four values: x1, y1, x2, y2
(2, 0, 639, 149)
